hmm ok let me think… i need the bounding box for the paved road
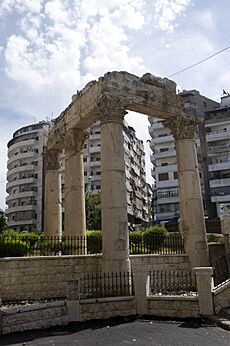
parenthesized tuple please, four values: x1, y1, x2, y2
(1, 317, 230, 346)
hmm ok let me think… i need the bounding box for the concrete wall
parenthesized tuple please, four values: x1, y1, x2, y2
(80, 297, 136, 321)
(147, 296, 199, 318)
(0, 254, 189, 302)
(0, 301, 68, 335)
(213, 279, 230, 314)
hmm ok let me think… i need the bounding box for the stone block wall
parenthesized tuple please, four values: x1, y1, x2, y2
(213, 279, 230, 314)
(130, 254, 190, 273)
(0, 256, 102, 302)
(80, 297, 136, 321)
(0, 301, 68, 335)
(0, 254, 189, 302)
(147, 296, 199, 318)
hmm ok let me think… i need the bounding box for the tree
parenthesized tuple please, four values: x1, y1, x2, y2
(85, 191, 101, 230)
(0, 209, 7, 233)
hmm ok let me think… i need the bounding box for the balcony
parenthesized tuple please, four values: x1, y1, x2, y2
(210, 178, 230, 188)
(6, 204, 37, 214)
(148, 122, 163, 135)
(7, 151, 39, 167)
(150, 134, 174, 145)
(6, 177, 37, 192)
(208, 144, 230, 155)
(8, 139, 37, 155)
(156, 196, 179, 205)
(211, 194, 230, 203)
(155, 164, 177, 174)
(153, 149, 176, 159)
(89, 161, 101, 167)
(7, 219, 37, 227)
(89, 146, 101, 154)
(209, 161, 230, 171)
(206, 129, 230, 142)
(7, 164, 35, 179)
(6, 191, 37, 203)
(156, 180, 178, 189)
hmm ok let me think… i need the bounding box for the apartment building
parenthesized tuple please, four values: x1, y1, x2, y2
(205, 93, 230, 216)
(73, 120, 151, 227)
(6, 120, 151, 232)
(149, 90, 219, 222)
(6, 121, 50, 232)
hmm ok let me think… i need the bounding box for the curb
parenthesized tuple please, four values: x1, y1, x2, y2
(206, 315, 230, 332)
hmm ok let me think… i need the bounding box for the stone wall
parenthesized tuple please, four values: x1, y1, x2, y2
(0, 254, 189, 302)
(147, 296, 199, 318)
(130, 254, 190, 273)
(0, 301, 68, 335)
(80, 297, 136, 321)
(213, 279, 230, 314)
(0, 255, 102, 302)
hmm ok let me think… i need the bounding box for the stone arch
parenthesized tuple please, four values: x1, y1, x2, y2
(44, 71, 209, 270)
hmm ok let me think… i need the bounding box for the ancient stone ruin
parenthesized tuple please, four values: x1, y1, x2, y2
(43, 71, 209, 271)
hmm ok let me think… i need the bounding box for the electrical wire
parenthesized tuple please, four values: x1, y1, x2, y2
(167, 45, 230, 78)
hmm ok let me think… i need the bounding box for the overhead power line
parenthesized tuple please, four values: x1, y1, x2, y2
(167, 45, 230, 78)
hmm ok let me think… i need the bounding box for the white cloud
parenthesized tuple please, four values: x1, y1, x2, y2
(0, 0, 43, 15)
(154, 0, 192, 31)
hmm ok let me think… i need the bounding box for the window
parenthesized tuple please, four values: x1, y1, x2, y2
(174, 172, 178, 180)
(161, 162, 168, 166)
(158, 173, 169, 181)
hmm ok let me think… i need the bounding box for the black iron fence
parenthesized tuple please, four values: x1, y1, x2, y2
(0, 233, 184, 257)
(149, 269, 197, 296)
(81, 271, 134, 299)
(129, 232, 185, 255)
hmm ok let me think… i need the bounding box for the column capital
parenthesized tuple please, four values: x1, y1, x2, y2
(163, 114, 200, 140)
(65, 128, 88, 152)
(43, 149, 60, 170)
(98, 96, 127, 124)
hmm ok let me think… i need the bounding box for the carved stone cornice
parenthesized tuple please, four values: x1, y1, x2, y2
(163, 114, 200, 140)
(97, 96, 127, 124)
(65, 128, 88, 152)
(43, 149, 60, 170)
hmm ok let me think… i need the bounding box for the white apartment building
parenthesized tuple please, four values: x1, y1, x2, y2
(6, 120, 151, 232)
(70, 120, 151, 227)
(6, 122, 50, 232)
(205, 94, 230, 216)
(149, 90, 219, 222)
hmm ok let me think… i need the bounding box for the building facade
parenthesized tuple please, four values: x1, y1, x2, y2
(205, 94, 230, 216)
(6, 122, 50, 232)
(149, 90, 219, 222)
(6, 120, 152, 232)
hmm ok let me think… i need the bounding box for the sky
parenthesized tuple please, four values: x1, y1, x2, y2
(0, 0, 230, 210)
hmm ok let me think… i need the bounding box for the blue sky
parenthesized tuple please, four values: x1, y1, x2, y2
(0, 0, 230, 210)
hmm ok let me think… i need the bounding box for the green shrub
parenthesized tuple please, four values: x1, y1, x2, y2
(0, 239, 29, 257)
(129, 231, 143, 254)
(86, 230, 102, 254)
(142, 225, 168, 252)
(17, 232, 40, 246)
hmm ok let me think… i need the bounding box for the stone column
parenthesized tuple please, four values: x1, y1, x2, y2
(44, 149, 62, 237)
(164, 114, 209, 267)
(194, 267, 214, 315)
(64, 129, 87, 238)
(100, 99, 130, 273)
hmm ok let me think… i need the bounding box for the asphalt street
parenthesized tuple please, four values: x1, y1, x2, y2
(1, 316, 230, 346)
